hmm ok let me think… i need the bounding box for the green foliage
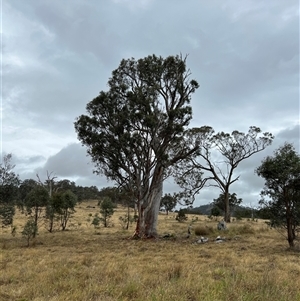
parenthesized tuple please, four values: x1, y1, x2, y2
(20, 178, 54, 232)
(99, 186, 119, 203)
(22, 219, 38, 247)
(75, 185, 100, 202)
(119, 214, 135, 230)
(45, 202, 56, 232)
(91, 214, 101, 228)
(160, 193, 177, 214)
(18, 179, 38, 210)
(49, 179, 100, 202)
(212, 192, 242, 213)
(234, 210, 244, 220)
(176, 208, 188, 222)
(257, 207, 272, 219)
(52, 190, 77, 231)
(74, 54, 199, 237)
(24, 185, 49, 237)
(19, 178, 101, 206)
(0, 154, 20, 226)
(99, 197, 115, 227)
(25, 185, 49, 214)
(210, 206, 221, 218)
(234, 208, 253, 220)
(0, 205, 15, 226)
(74, 55, 199, 183)
(256, 143, 300, 248)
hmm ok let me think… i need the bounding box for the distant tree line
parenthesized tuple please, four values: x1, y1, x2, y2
(0, 157, 123, 234)
(1, 141, 299, 249)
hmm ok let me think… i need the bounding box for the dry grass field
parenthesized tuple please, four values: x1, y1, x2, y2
(1, 200, 300, 301)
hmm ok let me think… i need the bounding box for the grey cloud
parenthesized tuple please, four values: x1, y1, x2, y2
(6, 0, 298, 132)
(37, 143, 111, 188)
(17, 155, 46, 165)
(15, 143, 110, 189)
(12, 154, 47, 179)
(276, 124, 300, 149)
(42, 143, 94, 178)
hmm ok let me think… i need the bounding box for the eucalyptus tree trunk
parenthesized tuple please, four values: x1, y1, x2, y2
(224, 190, 231, 223)
(144, 180, 163, 238)
(134, 191, 163, 238)
(134, 202, 146, 238)
(285, 197, 295, 248)
(287, 217, 295, 248)
(33, 205, 39, 238)
(133, 167, 163, 238)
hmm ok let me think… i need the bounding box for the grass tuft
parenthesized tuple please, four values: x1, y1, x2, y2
(167, 264, 182, 281)
(194, 225, 214, 236)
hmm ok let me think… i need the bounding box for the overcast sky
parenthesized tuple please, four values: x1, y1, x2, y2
(2, 0, 299, 207)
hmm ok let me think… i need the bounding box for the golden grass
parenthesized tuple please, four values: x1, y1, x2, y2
(1, 200, 300, 301)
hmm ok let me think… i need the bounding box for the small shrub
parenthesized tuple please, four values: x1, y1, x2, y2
(22, 219, 37, 247)
(119, 214, 134, 230)
(176, 209, 188, 222)
(91, 214, 101, 228)
(99, 197, 115, 227)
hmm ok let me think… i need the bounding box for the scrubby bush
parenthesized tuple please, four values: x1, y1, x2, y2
(176, 209, 188, 222)
(22, 219, 37, 247)
(99, 197, 116, 227)
(91, 214, 101, 228)
(119, 214, 135, 230)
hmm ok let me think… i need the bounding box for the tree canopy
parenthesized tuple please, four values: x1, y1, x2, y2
(74, 54, 199, 238)
(52, 190, 78, 231)
(173, 126, 274, 222)
(212, 192, 242, 214)
(256, 143, 300, 248)
(99, 197, 116, 228)
(160, 193, 177, 215)
(24, 185, 50, 237)
(0, 154, 20, 226)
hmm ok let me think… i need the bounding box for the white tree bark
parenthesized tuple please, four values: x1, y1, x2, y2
(133, 167, 163, 238)
(144, 179, 163, 238)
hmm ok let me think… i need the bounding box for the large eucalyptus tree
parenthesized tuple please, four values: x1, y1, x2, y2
(173, 126, 274, 222)
(74, 54, 199, 238)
